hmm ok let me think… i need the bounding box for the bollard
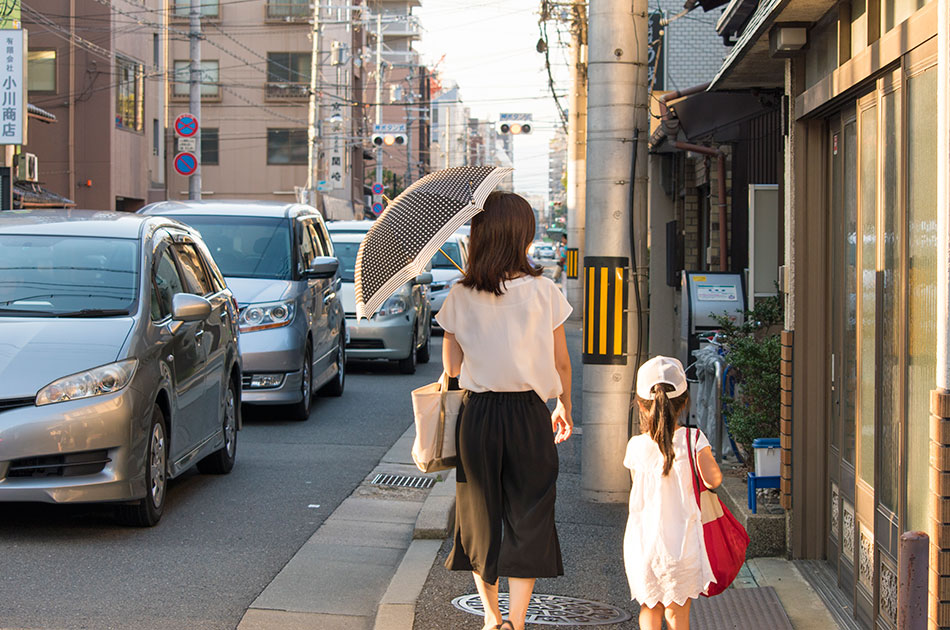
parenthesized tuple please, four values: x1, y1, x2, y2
(898, 530, 929, 630)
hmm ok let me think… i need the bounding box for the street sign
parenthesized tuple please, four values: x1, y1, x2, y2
(499, 113, 532, 122)
(373, 123, 406, 134)
(176, 137, 197, 153)
(371, 202, 383, 216)
(371, 182, 384, 195)
(174, 113, 199, 138)
(173, 151, 198, 177)
(0, 30, 24, 146)
(317, 180, 330, 192)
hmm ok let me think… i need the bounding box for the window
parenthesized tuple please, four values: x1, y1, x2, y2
(267, 52, 310, 83)
(27, 50, 56, 92)
(152, 247, 185, 320)
(153, 119, 160, 155)
(173, 60, 219, 98)
(202, 127, 219, 164)
(153, 34, 160, 68)
(297, 220, 317, 271)
(266, 0, 309, 19)
(174, 242, 215, 295)
(116, 55, 144, 131)
(172, 0, 219, 18)
(267, 128, 308, 165)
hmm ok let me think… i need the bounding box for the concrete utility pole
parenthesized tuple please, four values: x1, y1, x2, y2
(581, 0, 649, 502)
(566, 0, 588, 319)
(306, 0, 322, 204)
(375, 13, 383, 189)
(188, 0, 202, 200)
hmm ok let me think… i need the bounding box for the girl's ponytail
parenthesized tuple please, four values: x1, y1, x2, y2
(637, 383, 689, 476)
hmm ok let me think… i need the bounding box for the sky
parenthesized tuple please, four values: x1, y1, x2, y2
(414, 0, 573, 200)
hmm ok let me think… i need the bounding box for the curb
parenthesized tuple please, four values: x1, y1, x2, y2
(373, 468, 456, 630)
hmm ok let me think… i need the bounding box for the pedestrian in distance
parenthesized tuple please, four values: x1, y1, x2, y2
(437, 191, 574, 630)
(623, 356, 724, 630)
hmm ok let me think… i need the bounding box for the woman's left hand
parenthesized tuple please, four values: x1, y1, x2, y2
(552, 399, 573, 444)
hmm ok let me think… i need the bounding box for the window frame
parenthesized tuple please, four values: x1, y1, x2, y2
(266, 128, 308, 165)
(27, 49, 57, 93)
(115, 54, 145, 132)
(202, 127, 219, 165)
(172, 59, 220, 99)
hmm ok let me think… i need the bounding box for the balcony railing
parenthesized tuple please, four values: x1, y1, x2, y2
(265, 82, 310, 100)
(266, 2, 311, 22)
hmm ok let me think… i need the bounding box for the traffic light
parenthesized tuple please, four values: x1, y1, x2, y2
(371, 133, 407, 147)
(497, 122, 532, 135)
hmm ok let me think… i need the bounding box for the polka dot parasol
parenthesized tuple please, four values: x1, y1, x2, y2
(355, 166, 513, 320)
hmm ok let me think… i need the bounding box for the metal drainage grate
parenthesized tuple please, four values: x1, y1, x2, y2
(452, 593, 631, 626)
(371, 473, 435, 490)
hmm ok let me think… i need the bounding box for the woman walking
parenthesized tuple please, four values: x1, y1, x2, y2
(436, 191, 574, 630)
(623, 356, 724, 630)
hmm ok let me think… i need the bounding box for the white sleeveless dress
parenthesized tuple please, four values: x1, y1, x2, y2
(622, 427, 716, 607)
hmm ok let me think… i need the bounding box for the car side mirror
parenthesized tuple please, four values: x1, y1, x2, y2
(171, 293, 212, 322)
(306, 256, 339, 279)
(413, 272, 433, 285)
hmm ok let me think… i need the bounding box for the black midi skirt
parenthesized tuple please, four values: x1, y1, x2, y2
(445, 390, 563, 585)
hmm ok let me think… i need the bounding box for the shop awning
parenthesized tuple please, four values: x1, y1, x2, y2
(671, 91, 778, 141)
(14, 181, 75, 208)
(709, 0, 838, 90)
(27, 103, 56, 124)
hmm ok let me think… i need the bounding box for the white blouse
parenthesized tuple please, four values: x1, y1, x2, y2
(435, 275, 572, 401)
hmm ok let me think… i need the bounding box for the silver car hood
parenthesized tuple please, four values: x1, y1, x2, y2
(0, 317, 135, 398)
(226, 278, 293, 306)
(430, 268, 462, 284)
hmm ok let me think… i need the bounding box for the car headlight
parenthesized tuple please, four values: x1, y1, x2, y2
(240, 300, 296, 332)
(377, 294, 409, 318)
(36, 359, 138, 406)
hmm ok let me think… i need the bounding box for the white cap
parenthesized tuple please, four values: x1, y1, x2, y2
(636, 356, 688, 400)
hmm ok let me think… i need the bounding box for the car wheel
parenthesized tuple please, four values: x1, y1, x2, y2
(397, 330, 417, 374)
(116, 404, 167, 527)
(197, 378, 238, 474)
(416, 325, 431, 364)
(289, 345, 313, 421)
(320, 330, 346, 397)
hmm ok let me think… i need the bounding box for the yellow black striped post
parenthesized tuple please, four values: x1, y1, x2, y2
(582, 256, 628, 365)
(565, 248, 579, 279)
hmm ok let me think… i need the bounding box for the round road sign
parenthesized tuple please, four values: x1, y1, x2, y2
(174, 152, 199, 177)
(371, 182, 384, 195)
(174, 113, 199, 138)
(371, 202, 383, 215)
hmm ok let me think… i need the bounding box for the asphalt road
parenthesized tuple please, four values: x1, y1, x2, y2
(0, 339, 444, 630)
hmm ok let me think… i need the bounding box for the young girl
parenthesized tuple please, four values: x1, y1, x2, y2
(438, 191, 573, 630)
(624, 356, 724, 630)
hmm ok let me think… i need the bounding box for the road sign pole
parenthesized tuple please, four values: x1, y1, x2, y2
(374, 13, 383, 212)
(188, 0, 201, 200)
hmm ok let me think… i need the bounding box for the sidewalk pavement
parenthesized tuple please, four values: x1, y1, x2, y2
(238, 322, 840, 629)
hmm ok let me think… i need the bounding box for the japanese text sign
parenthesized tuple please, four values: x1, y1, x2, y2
(0, 29, 23, 145)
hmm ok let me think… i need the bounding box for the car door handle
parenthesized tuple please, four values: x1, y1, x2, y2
(194, 329, 204, 339)
(323, 292, 336, 305)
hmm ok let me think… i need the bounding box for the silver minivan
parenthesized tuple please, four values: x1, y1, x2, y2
(141, 201, 345, 421)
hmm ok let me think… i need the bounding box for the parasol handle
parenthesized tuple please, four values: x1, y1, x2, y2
(439, 247, 464, 274)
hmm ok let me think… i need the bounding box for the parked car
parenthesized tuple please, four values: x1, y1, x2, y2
(532, 243, 555, 259)
(140, 201, 345, 421)
(0, 210, 242, 526)
(326, 220, 432, 374)
(429, 232, 469, 331)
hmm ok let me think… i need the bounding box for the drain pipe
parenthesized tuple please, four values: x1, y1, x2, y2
(674, 141, 728, 272)
(648, 82, 711, 148)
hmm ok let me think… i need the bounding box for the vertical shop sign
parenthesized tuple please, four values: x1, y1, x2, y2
(0, 29, 23, 145)
(648, 12, 665, 92)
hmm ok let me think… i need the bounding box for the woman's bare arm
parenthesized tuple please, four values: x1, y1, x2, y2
(552, 325, 573, 443)
(442, 332, 464, 378)
(697, 446, 723, 489)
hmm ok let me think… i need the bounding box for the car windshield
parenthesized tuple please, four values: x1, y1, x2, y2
(174, 215, 292, 280)
(332, 240, 360, 282)
(0, 234, 139, 317)
(431, 241, 461, 269)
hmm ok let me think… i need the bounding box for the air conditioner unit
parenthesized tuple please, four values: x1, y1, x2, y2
(17, 153, 38, 182)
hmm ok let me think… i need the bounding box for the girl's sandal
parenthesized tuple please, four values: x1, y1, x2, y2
(499, 622, 516, 630)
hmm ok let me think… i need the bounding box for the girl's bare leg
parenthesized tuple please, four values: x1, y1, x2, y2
(473, 572, 503, 629)
(506, 577, 536, 630)
(639, 603, 664, 630)
(663, 599, 692, 629)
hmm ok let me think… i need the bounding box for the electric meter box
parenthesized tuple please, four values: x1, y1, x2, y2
(680, 271, 746, 369)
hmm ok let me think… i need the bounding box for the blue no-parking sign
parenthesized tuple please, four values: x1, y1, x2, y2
(372, 202, 383, 216)
(174, 113, 199, 138)
(174, 152, 198, 177)
(371, 182, 384, 195)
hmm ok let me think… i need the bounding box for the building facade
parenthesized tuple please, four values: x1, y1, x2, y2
(24, 0, 166, 211)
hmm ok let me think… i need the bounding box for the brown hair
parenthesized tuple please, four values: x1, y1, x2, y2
(461, 191, 542, 295)
(636, 384, 690, 476)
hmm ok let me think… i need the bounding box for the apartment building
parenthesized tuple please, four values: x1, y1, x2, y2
(23, 0, 166, 211)
(548, 128, 566, 210)
(164, 0, 363, 219)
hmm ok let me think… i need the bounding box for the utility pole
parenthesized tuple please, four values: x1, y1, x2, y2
(581, 0, 649, 503)
(566, 0, 588, 318)
(374, 13, 383, 190)
(306, 0, 322, 205)
(188, 0, 202, 200)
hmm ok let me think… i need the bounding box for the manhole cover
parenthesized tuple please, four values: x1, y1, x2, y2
(452, 593, 631, 626)
(371, 473, 435, 489)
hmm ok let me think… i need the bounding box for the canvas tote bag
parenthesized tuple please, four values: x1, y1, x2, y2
(410, 372, 462, 473)
(686, 427, 750, 597)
